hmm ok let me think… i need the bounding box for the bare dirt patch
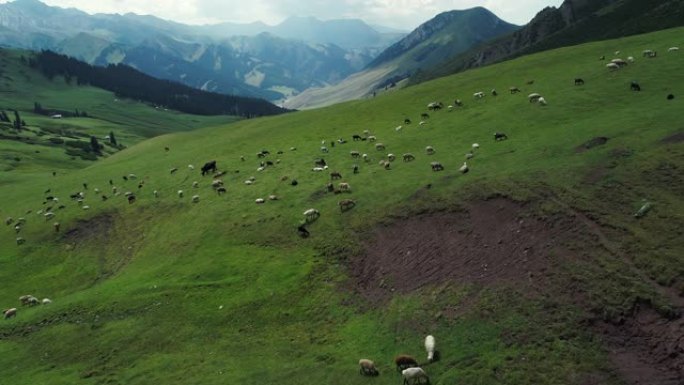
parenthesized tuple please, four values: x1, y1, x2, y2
(661, 132, 684, 144)
(62, 213, 115, 245)
(598, 301, 684, 385)
(576, 137, 609, 153)
(348, 197, 579, 303)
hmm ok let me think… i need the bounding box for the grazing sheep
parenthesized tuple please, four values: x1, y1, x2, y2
(465, 152, 474, 160)
(472, 143, 479, 150)
(170, 167, 178, 174)
(44, 212, 55, 221)
(630, 81, 641, 91)
(212, 179, 224, 189)
(353, 165, 359, 174)
(19, 295, 32, 305)
(127, 194, 136, 204)
(427, 102, 443, 111)
(606, 63, 620, 70)
(82, 205, 90, 210)
(395, 355, 418, 371)
(153, 190, 159, 198)
(339, 182, 351, 192)
(330, 171, 342, 180)
(178, 190, 184, 198)
(375, 143, 386, 151)
(538, 97, 547, 106)
(454, 99, 463, 106)
(42, 298, 52, 305)
(26, 296, 40, 306)
(359, 359, 379, 376)
(352, 134, 362, 141)
(404, 118, 412, 124)
(201, 161, 217, 176)
(216, 186, 227, 195)
(192, 181, 200, 188)
(668, 47, 679, 52)
(425, 146, 435, 155)
(642, 49, 655, 57)
(510, 87, 520, 94)
(402, 367, 429, 385)
(491, 89, 498, 96)
(297, 224, 310, 238)
(3, 308, 17, 319)
(128, 173, 138, 180)
(14, 224, 22, 234)
(320, 146, 329, 153)
(574, 78, 584, 86)
(367, 136, 377, 142)
(387, 154, 396, 162)
(419, 121, 426, 126)
(611, 58, 627, 67)
(494, 132, 508, 141)
(5, 217, 13, 225)
(255, 198, 265, 204)
(431, 162, 444, 171)
(303, 208, 320, 223)
(362, 154, 370, 162)
(460, 162, 469, 174)
(245, 180, 254, 185)
(339, 199, 356, 212)
(268, 195, 278, 201)
(627, 56, 635, 63)
(403, 153, 415, 162)
(312, 167, 326, 172)
(53, 222, 60, 232)
(473, 91, 485, 99)
(314, 158, 327, 168)
(425, 335, 436, 362)
(528, 93, 542, 103)
(350, 150, 361, 158)
(396, 125, 403, 131)
(191, 195, 200, 203)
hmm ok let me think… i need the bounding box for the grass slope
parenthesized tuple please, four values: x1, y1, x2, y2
(1, 27, 683, 385)
(0, 48, 237, 172)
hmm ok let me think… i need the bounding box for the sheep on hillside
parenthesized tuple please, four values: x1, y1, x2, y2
(359, 359, 379, 376)
(394, 355, 418, 371)
(3, 308, 17, 319)
(425, 335, 436, 362)
(303, 208, 320, 223)
(425, 146, 435, 155)
(191, 195, 200, 203)
(402, 367, 429, 385)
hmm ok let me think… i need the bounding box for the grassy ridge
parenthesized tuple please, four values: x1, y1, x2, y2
(0, 48, 237, 172)
(0, 27, 683, 384)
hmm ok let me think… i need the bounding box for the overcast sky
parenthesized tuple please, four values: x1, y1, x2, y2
(3, 0, 565, 29)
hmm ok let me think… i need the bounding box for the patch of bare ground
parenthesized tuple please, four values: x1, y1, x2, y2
(348, 194, 683, 384)
(348, 197, 580, 304)
(661, 132, 684, 144)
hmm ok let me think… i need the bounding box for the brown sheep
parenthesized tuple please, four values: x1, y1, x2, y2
(395, 354, 418, 372)
(359, 359, 379, 376)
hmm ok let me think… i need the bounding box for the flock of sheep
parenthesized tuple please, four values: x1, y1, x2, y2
(3, 294, 51, 320)
(359, 335, 436, 384)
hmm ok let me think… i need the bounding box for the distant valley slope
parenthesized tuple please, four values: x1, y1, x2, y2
(0, 0, 406, 102)
(284, 7, 519, 109)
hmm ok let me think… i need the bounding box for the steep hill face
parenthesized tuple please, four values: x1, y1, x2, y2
(412, 0, 684, 83)
(284, 7, 518, 109)
(0, 0, 402, 102)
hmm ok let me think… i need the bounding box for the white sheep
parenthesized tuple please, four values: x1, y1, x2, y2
(465, 152, 474, 160)
(611, 58, 627, 66)
(14, 224, 21, 233)
(255, 198, 265, 204)
(473, 91, 485, 98)
(538, 97, 547, 106)
(191, 195, 200, 203)
(187, 165, 195, 170)
(359, 359, 379, 376)
(403, 153, 415, 162)
(419, 121, 426, 126)
(303, 208, 320, 222)
(82, 205, 90, 210)
(94, 188, 100, 194)
(402, 367, 429, 385)
(268, 195, 278, 201)
(606, 62, 620, 70)
(312, 167, 325, 172)
(44, 212, 55, 221)
(244, 180, 254, 185)
(472, 143, 480, 150)
(153, 190, 159, 198)
(395, 125, 403, 131)
(367, 136, 377, 142)
(669, 47, 679, 52)
(16, 237, 25, 245)
(192, 181, 199, 188)
(528, 93, 542, 102)
(3, 308, 17, 319)
(425, 335, 436, 362)
(257, 166, 266, 172)
(425, 146, 435, 155)
(387, 153, 396, 162)
(178, 190, 184, 198)
(460, 162, 469, 174)
(320, 146, 329, 153)
(627, 56, 635, 62)
(339, 182, 351, 192)
(375, 143, 386, 151)
(362, 154, 370, 162)
(42, 298, 52, 305)
(128, 173, 137, 180)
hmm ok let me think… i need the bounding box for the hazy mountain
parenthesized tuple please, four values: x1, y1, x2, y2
(285, 7, 519, 109)
(411, 0, 684, 83)
(0, 0, 405, 102)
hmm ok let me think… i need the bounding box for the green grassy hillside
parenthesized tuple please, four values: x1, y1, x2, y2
(0, 48, 236, 172)
(1, 27, 683, 385)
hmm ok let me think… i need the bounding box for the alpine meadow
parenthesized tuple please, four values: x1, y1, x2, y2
(1, 5, 683, 385)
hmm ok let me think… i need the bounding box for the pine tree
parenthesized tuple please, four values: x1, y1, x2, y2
(90, 136, 101, 154)
(109, 131, 117, 146)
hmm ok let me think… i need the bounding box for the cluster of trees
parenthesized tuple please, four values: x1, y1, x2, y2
(0, 110, 26, 130)
(28, 51, 289, 117)
(33, 102, 88, 118)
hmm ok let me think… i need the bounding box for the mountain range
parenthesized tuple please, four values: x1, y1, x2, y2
(0, 0, 406, 102)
